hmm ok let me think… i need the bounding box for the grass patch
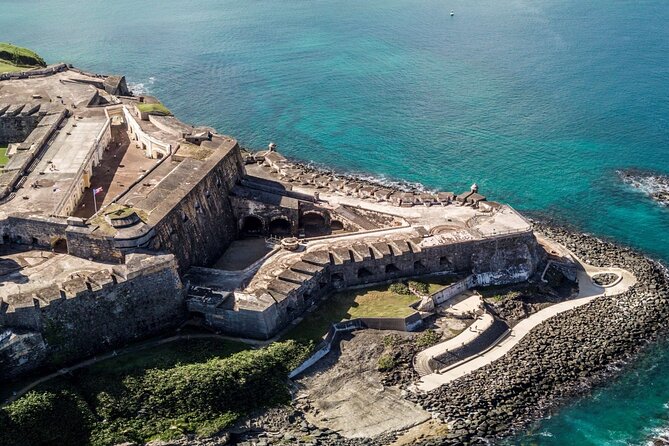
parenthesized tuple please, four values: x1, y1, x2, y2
(422, 274, 459, 295)
(0, 146, 8, 168)
(136, 102, 172, 116)
(283, 284, 419, 344)
(0, 43, 45, 73)
(89, 204, 148, 235)
(0, 61, 25, 74)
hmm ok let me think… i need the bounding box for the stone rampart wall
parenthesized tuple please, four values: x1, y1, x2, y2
(0, 215, 69, 248)
(0, 254, 186, 379)
(0, 115, 40, 145)
(200, 231, 542, 339)
(150, 145, 244, 271)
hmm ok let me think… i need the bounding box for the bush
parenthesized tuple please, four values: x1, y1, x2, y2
(415, 330, 441, 349)
(389, 282, 411, 295)
(408, 280, 430, 295)
(2, 341, 310, 446)
(91, 340, 309, 443)
(383, 334, 401, 347)
(377, 354, 396, 371)
(0, 390, 95, 446)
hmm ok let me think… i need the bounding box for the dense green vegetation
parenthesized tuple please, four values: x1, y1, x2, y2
(136, 102, 172, 116)
(0, 42, 46, 73)
(0, 339, 308, 446)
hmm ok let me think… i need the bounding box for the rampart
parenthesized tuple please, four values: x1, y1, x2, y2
(194, 230, 541, 339)
(0, 253, 186, 379)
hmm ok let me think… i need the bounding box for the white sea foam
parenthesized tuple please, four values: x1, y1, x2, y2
(128, 76, 157, 95)
(618, 169, 669, 206)
(645, 425, 669, 446)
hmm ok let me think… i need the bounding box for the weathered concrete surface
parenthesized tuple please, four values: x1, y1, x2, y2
(297, 331, 430, 438)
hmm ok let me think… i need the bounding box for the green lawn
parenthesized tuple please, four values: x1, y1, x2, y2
(0, 42, 45, 66)
(0, 42, 45, 73)
(0, 61, 25, 73)
(283, 284, 420, 344)
(81, 337, 248, 378)
(0, 337, 249, 416)
(423, 274, 460, 295)
(0, 146, 9, 168)
(137, 102, 172, 116)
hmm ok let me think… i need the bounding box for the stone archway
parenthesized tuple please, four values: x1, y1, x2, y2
(51, 238, 68, 254)
(241, 215, 264, 236)
(269, 217, 292, 236)
(330, 219, 344, 232)
(301, 211, 330, 237)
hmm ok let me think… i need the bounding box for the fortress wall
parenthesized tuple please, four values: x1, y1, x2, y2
(123, 106, 171, 158)
(55, 117, 112, 216)
(203, 231, 542, 339)
(66, 228, 124, 263)
(0, 215, 69, 248)
(151, 145, 244, 271)
(204, 304, 280, 339)
(0, 115, 40, 145)
(0, 254, 186, 379)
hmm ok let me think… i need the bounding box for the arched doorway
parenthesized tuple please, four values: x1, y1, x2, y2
(52, 238, 68, 254)
(241, 215, 263, 236)
(330, 220, 344, 232)
(301, 212, 329, 237)
(269, 218, 292, 237)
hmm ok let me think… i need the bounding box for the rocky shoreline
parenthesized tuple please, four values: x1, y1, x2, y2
(409, 222, 669, 445)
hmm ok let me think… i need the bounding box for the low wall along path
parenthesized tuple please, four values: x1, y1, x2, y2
(416, 250, 636, 392)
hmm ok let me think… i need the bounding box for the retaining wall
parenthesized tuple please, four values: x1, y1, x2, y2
(0, 254, 186, 379)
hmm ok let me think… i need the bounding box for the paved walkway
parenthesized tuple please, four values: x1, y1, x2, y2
(414, 311, 494, 376)
(416, 254, 636, 392)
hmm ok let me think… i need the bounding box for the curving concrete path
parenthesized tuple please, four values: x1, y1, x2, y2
(416, 256, 636, 392)
(414, 313, 494, 376)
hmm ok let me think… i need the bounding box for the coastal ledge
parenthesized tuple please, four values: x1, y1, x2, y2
(408, 223, 669, 445)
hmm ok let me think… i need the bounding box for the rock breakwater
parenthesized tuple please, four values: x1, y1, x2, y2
(410, 223, 669, 445)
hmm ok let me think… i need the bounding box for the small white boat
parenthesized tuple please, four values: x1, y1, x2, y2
(450, 10, 454, 16)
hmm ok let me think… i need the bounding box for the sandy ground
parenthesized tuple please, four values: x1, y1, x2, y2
(295, 330, 430, 439)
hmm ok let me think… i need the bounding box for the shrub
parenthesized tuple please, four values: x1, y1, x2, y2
(3, 341, 310, 445)
(389, 282, 411, 295)
(92, 340, 309, 442)
(377, 354, 396, 371)
(408, 280, 430, 295)
(415, 330, 441, 348)
(0, 390, 95, 446)
(383, 334, 401, 347)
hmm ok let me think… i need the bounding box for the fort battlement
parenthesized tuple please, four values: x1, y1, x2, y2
(0, 62, 542, 380)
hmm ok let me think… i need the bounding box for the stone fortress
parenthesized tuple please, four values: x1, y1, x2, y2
(0, 64, 542, 379)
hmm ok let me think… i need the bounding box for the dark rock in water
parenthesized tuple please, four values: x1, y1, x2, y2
(618, 169, 669, 206)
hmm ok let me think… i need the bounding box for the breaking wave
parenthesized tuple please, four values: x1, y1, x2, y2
(617, 169, 669, 207)
(127, 76, 156, 95)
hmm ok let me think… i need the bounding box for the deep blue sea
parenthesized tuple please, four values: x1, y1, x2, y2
(1, 0, 668, 443)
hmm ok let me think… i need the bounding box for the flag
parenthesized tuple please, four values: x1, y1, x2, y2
(93, 187, 103, 195)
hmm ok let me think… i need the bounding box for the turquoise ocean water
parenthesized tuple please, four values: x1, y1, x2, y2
(1, 0, 668, 443)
